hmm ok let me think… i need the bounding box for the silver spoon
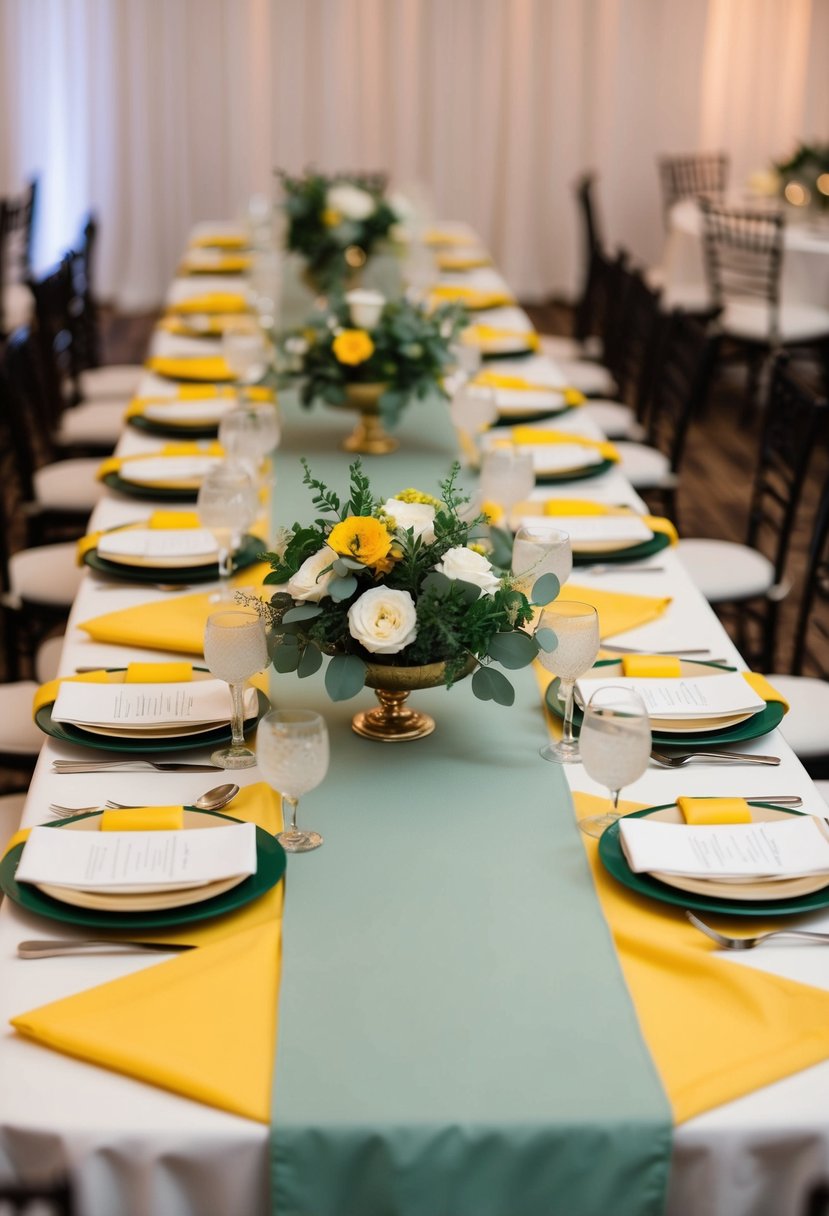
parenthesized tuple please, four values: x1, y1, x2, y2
(48, 783, 240, 818)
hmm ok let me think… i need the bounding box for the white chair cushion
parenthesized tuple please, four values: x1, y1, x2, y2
(56, 400, 124, 448)
(0, 792, 29, 840)
(538, 335, 586, 362)
(35, 633, 65, 683)
(2, 282, 34, 330)
(33, 458, 103, 513)
(581, 400, 645, 441)
(645, 264, 665, 291)
(722, 298, 829, 345)
(8, 542, 84, 608)
(555, 359, 618, 398)
(0, 684, 44, 756)
(662, 284, 712, 313)
(677, 538, 775, 602)
(79, 365, 144, 401)
(765, 674, 829, 761)
(614, 441, 672, 488)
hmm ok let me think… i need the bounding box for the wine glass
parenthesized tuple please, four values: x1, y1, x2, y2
(578, 687, 652, 838)
(222, 326, 269, 385)
(479, 448, 535, 517)
(219, 403, 282, 484)
(203, 608, 269, 769)
(197, 459, 259, 601)
(256, 709, 330, 853)
(450, 383, 498, 469)
(536, 600, 600, 764)
(450, 339, 482, 382)
(511, 525, 572, 602)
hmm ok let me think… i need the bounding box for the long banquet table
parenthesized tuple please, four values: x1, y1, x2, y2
(2, 227, 829, 1216)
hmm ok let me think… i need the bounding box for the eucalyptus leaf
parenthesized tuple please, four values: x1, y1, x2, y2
(531, 572, 561, 605)
(486, 630, 538, 669)
(272, 640, 301, 673)
(471, 665, 515, 707)
(282, 604, 323, 623)
(297, 644, 324, 678)
(451, 578, 483, 605)
(329, 574, 359, 602)
(324, 653, 367, 701)
(488, 526, 515, 570)
(535, 627, 558, 653)
(421, 570, 452, 596)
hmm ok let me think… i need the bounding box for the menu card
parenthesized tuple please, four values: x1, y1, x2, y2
(514, 515, 653, 545)
(16, 822, 257, 891)
(575, 672, 766, 719)
(52, 680, 256, 729)
(619, 816, 829, 879)
(98, 528, 220, 563)
(515, 444, 603, 472)
(143, 398, 236, 424)
(119, 456, 221, 486)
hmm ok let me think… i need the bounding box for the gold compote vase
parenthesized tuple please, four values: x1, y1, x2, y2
(332, 382, 399, 456)
(353, 657, 477, 742)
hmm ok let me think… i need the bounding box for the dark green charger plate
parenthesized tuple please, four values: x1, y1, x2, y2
(83, 533, 265, 585)
(0, 808, 286, 931)
(535, 456, 616, 484)
(127, 414, 220, 440)
(36, 688, 270, 754)
(495, 403, 578, 426)
(598, 804, 829, 918)
(572, 530, 671, 567)
(103, 471, 200, 502)
(545, 661, 786, 747)
(481, 345, 536, 361)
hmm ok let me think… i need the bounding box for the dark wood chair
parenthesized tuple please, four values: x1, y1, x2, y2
(0, 179, 38, 337)
(0, 1176, 75, 1216)
(658, 151, 728, 225)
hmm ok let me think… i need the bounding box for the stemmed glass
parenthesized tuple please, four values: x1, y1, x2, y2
(450, 384, 498, 468)
(222, 326, 269, 386)
(511, 525, 573, 601)
(536, 601, 600, 763)
(256, 709, 330, 853)
(203, 608, 269, 769)
(219, 404, 282, 484)
(578, 687, 652, 838)
(479, 448, 535, 517)
(197, 459, 259, 601)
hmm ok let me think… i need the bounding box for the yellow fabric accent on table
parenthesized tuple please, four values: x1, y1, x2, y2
(145, 356, 236, 383)
(189, 233, 248, 250)
(430, 285, 515, 310)
(474, 373, 585, 407)
(564, 583, 672, 640)
(77, 513, 205, 563)
(167, 292, 250, 315)
(128, 386, 273, 413)
(568, 790, 829, 1123)
(181, 254, 252, 274)
(621, 655, 683, 678)
(436, 252, 492, 271)
(744, 671, 789, 712)
(33, 663, 195, 718)
(97, 444, 224, 484)
(541, 499, 679, 546)
(422, 229, 476, 247)
(7, 783, 284, 1123)
(158, 315, 248, 338)
(676, 797, 753, 825)
(462, 324, 540, 352)
(506, 427, 619, 463)
(100, 806, 185, 831)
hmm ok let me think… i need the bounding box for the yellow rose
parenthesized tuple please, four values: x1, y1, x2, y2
(480, 499, 503, 525)
(332, 329, 375, 366)
(328, 516, 394, 570)
(322, 207, 343, 227)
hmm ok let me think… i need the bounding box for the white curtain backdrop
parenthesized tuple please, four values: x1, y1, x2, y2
(0, 0, 824, 310)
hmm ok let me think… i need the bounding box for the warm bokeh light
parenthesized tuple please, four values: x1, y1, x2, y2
(817, 173, 829, 197)
(784, 180, 810, 206)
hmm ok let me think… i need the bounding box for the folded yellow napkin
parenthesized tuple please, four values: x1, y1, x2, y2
(676, 797, 753, 825)
(463, 324, 540, 353)
(474, 373, 585, 406)
(97, 443, 224, 485)
(100, 806, 185, 831)
(167, 292, 250, 315)
(126, 385, 274, 424)
(436, 252, 492, 271)
(542, 499, 678, 546)
(506, 427, 619, 463)
(158, 315, 245, 339)
(430, 285, 515, 311)
(8, 783, 284, 1123)
(181, 254, 252, 275)
(621, 655, 683, 678)
(189, 233, 249, 250)
(145, 356, 236, 383)
(33, 662, 195, 718)
(423, 229, 476, 247)
(744, 671, 789, 711)
(564, 584, 672, 639)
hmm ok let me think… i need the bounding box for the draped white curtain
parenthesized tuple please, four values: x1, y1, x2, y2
(0, 0, 824, 310)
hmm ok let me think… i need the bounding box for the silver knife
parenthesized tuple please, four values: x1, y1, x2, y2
(51, 761, 222, 773)
(18, 939, 195, 959)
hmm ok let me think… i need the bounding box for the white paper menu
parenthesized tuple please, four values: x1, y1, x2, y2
(575, 673, 766, 719)
(16, 822, 258, 891)
(618, 816, 829, 878)
(97, 528, 220, 562)
(52, 680, 257, 729)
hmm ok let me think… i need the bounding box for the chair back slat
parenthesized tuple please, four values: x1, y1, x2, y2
(658, 152, 728, 223)
(790, 454, 829, 677)
(572, 174, 605, 343)
(699, 198, 784, 340)
(645, 310, 719, 473)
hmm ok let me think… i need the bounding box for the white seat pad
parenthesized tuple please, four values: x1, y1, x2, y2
(555, 358, 617, 398)
(0, 792, 29, 839)
(615, 441, 671, 488)
(79, 365, 144, 401)
(677, 538, 774, 602)
(538, 335, 585, 362)
(35, 633, 65, 684)
(581, 400, 644, 440)
(2, 283, 34, 330)
(9, 542, 84, 608)
(766, 674, 829, 761)
(0, 686, 42, 758)
(33, 459, 103, 513)
(723, 298, 829, 344)
(56, 400, 124, 447)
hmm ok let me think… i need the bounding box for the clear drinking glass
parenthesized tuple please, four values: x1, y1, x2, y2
(222, 327, 269, 385)
(536, 600, 600, 764)
(218, 404, 282, 485)
(578, 686, 652, 838)
(479, 448, 535, 515)
(197, 459, 259, 600)
(511, 525, 573, 601)
(256, 709, 330, 852)
(450, 384, 498, 469)
(203, 608, 269, 769)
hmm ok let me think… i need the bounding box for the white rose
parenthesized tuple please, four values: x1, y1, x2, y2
(327, 183, 376, 222)
(347, 587, 418, 654)
(434, 546, 501, 595)
(388, 191, 414, 219)
(287, 546, 337, 603)
(346, 288, 385, 329)
(382, 498, 436, 542)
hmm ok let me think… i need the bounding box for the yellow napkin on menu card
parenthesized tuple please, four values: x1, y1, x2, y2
(422, 228, 477, 247)
(189, 233, 249, 250)
(33, 661, 195, 718)
(127, 385, 273, 418)
(676, 797, 753, 825)
(541, 499, 679, 546)
(569, 789, 829, 1123)
(97, 444, 224, 485)
(436, 252, 492, 271)
(7, 783, 284, 1123)
(430, 285, 515, 311)
(462, 324, 540, 353)
(145, 356, 236, 383)
(504, 427, 620, 463)
(100, 806, 185, 831)
(157, 315, 248, 339)
(180, 254, 252, 275)
(167, 292, 251, 315)
(77, 511, 203, 564)
(474, 373, 585, 407)
(621, 655, 683, 678)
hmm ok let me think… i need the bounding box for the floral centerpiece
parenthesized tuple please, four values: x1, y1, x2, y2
(256, 460, 559, 740)
(773, 141, 829, 211)
(294, 291, 467, 454)
(278, 169, 402, 294)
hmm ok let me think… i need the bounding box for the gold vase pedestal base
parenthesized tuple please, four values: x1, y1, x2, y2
(341, 413, 399, 456)
(351, 689, 435, 742)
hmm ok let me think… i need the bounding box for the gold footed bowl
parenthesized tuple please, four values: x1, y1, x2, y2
(352, 657, 477, 742)
(332, 382, 399, 456)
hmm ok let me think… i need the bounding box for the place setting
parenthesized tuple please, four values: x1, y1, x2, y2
(125, 387, 276, 440)
(482, 423, 620, 483)
(98, 444, 226, 501)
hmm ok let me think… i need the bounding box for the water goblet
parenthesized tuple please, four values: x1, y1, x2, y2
(256, 709, 330, 852)
(578, 687, 652, 838)
(511, 524, 572, 602)
(479, 447, 535, 516)
(536, 600, 600, 763)
(203, 608, 269, 769)
(450, 383, 498, 468)
(222, 326, 269, 385)
(219, 403, 282, 484)
(197, 459, 259, 601)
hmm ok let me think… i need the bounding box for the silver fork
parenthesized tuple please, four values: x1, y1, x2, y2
(651, 749, 781, 767)
(685, 911, 829, 950)
(580, 564, 666, 575)
(49, 800, 138, 817)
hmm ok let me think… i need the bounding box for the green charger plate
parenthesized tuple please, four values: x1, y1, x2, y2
(35, 688, 270, 754)
(127, 413, 220, 440)
(83, 533, 265, 585)
(103, 471, 200, 502)
(496, 403, 578, 426)
(536, 456, 615, 484)
(545, 661, 786, 747)
(572, 530, 672, 567)
(481, 345, 535, 361)
(598, 804, 829, 917)
(0, 808, 286, 931)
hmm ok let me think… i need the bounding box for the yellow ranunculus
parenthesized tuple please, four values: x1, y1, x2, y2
(332, 329, 375, 366)
(480, 499, 503, 525)
(322, 208, 343, 228)
(328, 516, 394, 570)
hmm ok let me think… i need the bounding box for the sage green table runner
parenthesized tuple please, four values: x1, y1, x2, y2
(268, 388, 672, 1216)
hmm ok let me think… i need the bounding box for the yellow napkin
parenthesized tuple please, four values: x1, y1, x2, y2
(422, 228, 476, 247)
(33, 662, 195, 718)
(745, 671, 789, 712)
(474, 373, 585, 407)
(100, 806, 185, 831)
(564, 584, 672, 639)
(145, 356, 236, 383)
(167, 292, 250, 315)
(430, 285, 515, 311)
(8, 783, 284, 1122)
(505, 427, 619, 463)
(189, 233, 248, 250)
(181, 254, 252, 275)
(127, 386, 274, 425)
(570, 790, 829, 1122)
(621, 655, 682, 678)
(436, 252, 492, 271)
(158, 315, 245, 339)
(676, 797, 753, 825)
(463, 324, 540, 353)
(97, 444, 224, 486)
(542, 499, 679, 546)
